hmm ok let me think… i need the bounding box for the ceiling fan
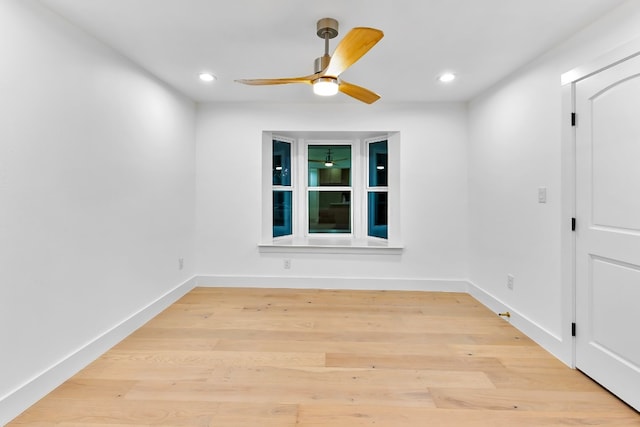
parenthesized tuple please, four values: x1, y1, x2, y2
(235, 18, 384, 104)
(308, 148, 350, 167)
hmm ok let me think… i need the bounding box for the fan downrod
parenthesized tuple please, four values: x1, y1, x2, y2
(314, 18, 338, 73)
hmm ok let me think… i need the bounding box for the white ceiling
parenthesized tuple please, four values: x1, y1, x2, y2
(38, 0, 627, 104)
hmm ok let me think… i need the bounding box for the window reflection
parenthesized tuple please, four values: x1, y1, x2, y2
(367, 192, 388, 238)
(273, 140, 291, 186)
(308, 145, 351, 186)
(273, 191, 292, 237)
(369, 140, 387, 187)
(308, 191, 351, 234)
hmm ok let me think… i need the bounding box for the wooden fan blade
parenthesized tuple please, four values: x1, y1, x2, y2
(323, 27, 383, 77)
(339, 80, 381, 104)
(235, 74, 318, 86)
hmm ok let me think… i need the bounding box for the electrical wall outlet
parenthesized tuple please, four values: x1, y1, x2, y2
(284, 259, 291, 269)
(507, 274, 514, 290)
(178, 257, 184, 270)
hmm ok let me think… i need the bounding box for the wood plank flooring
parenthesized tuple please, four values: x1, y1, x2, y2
(9, 287, 640, 426)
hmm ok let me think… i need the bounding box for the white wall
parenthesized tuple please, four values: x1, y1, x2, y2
(196, 103, 468, 287)
(0, 1, 196, 421)
(468, 0, 640, 363)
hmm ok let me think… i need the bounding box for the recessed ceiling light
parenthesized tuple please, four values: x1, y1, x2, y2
(438, 72, 456, 83)
(199, 72, 216, 83)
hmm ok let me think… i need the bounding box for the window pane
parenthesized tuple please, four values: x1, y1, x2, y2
(273, 190, 292, 237)
(273, 140, 291, 186)
(308, 145, 351, 186)
(369, 140, 388, 187)
(308, 191, 351, 233)
(368, 192, 388, 239)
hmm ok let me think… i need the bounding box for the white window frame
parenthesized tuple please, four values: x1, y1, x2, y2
(365, 136, 390, 242)
(302, 138, 357, 239)
(260, 131, 402, 254)
(271, 136, 296, 240)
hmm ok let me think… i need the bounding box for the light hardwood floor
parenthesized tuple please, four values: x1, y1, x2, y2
(10, 287, 640, 426)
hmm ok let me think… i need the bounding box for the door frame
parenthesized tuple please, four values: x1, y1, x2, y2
(561, 36, 640, 368)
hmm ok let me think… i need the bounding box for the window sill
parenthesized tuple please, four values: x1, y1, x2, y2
(258, 237, 404, 255)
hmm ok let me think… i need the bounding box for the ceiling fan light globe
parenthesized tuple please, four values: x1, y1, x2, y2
(313, 78, 339, 96)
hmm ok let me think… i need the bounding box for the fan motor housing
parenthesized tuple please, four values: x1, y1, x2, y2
(314, 54, 331, 74)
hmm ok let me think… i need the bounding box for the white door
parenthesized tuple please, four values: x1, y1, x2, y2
(575, 53, 640, 411)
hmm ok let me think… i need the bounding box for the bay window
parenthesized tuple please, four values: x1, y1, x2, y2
(261, 131, 401, 252)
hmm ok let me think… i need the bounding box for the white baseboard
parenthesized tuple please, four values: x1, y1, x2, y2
(195, 274, 470, 292)
(466, 280, 571, 366)
(0, 276, 197, 426)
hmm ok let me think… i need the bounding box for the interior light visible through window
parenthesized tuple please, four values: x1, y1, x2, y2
(377, 165, 385, 170)
(324, 148, 334, 167)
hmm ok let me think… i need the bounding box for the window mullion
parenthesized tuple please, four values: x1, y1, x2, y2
(294, 138, 305, 238)
(354, 139, 365, 239)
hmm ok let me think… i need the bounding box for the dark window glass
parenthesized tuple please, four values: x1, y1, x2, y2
(368, 192, 388, 239)
(369, 140, 388, 187)
(273, 140, 291, 186)
(308, 145, 351, 186)
(273, 190, 292, 237)
(308, 191, 351, 234)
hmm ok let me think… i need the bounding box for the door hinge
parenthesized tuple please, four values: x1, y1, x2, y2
(571, 322, 576, 337)
(571, 217, 576, 231)
(571, 112, 576, 126)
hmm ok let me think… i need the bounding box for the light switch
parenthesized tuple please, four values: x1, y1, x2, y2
(538, 187, 547, 203)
